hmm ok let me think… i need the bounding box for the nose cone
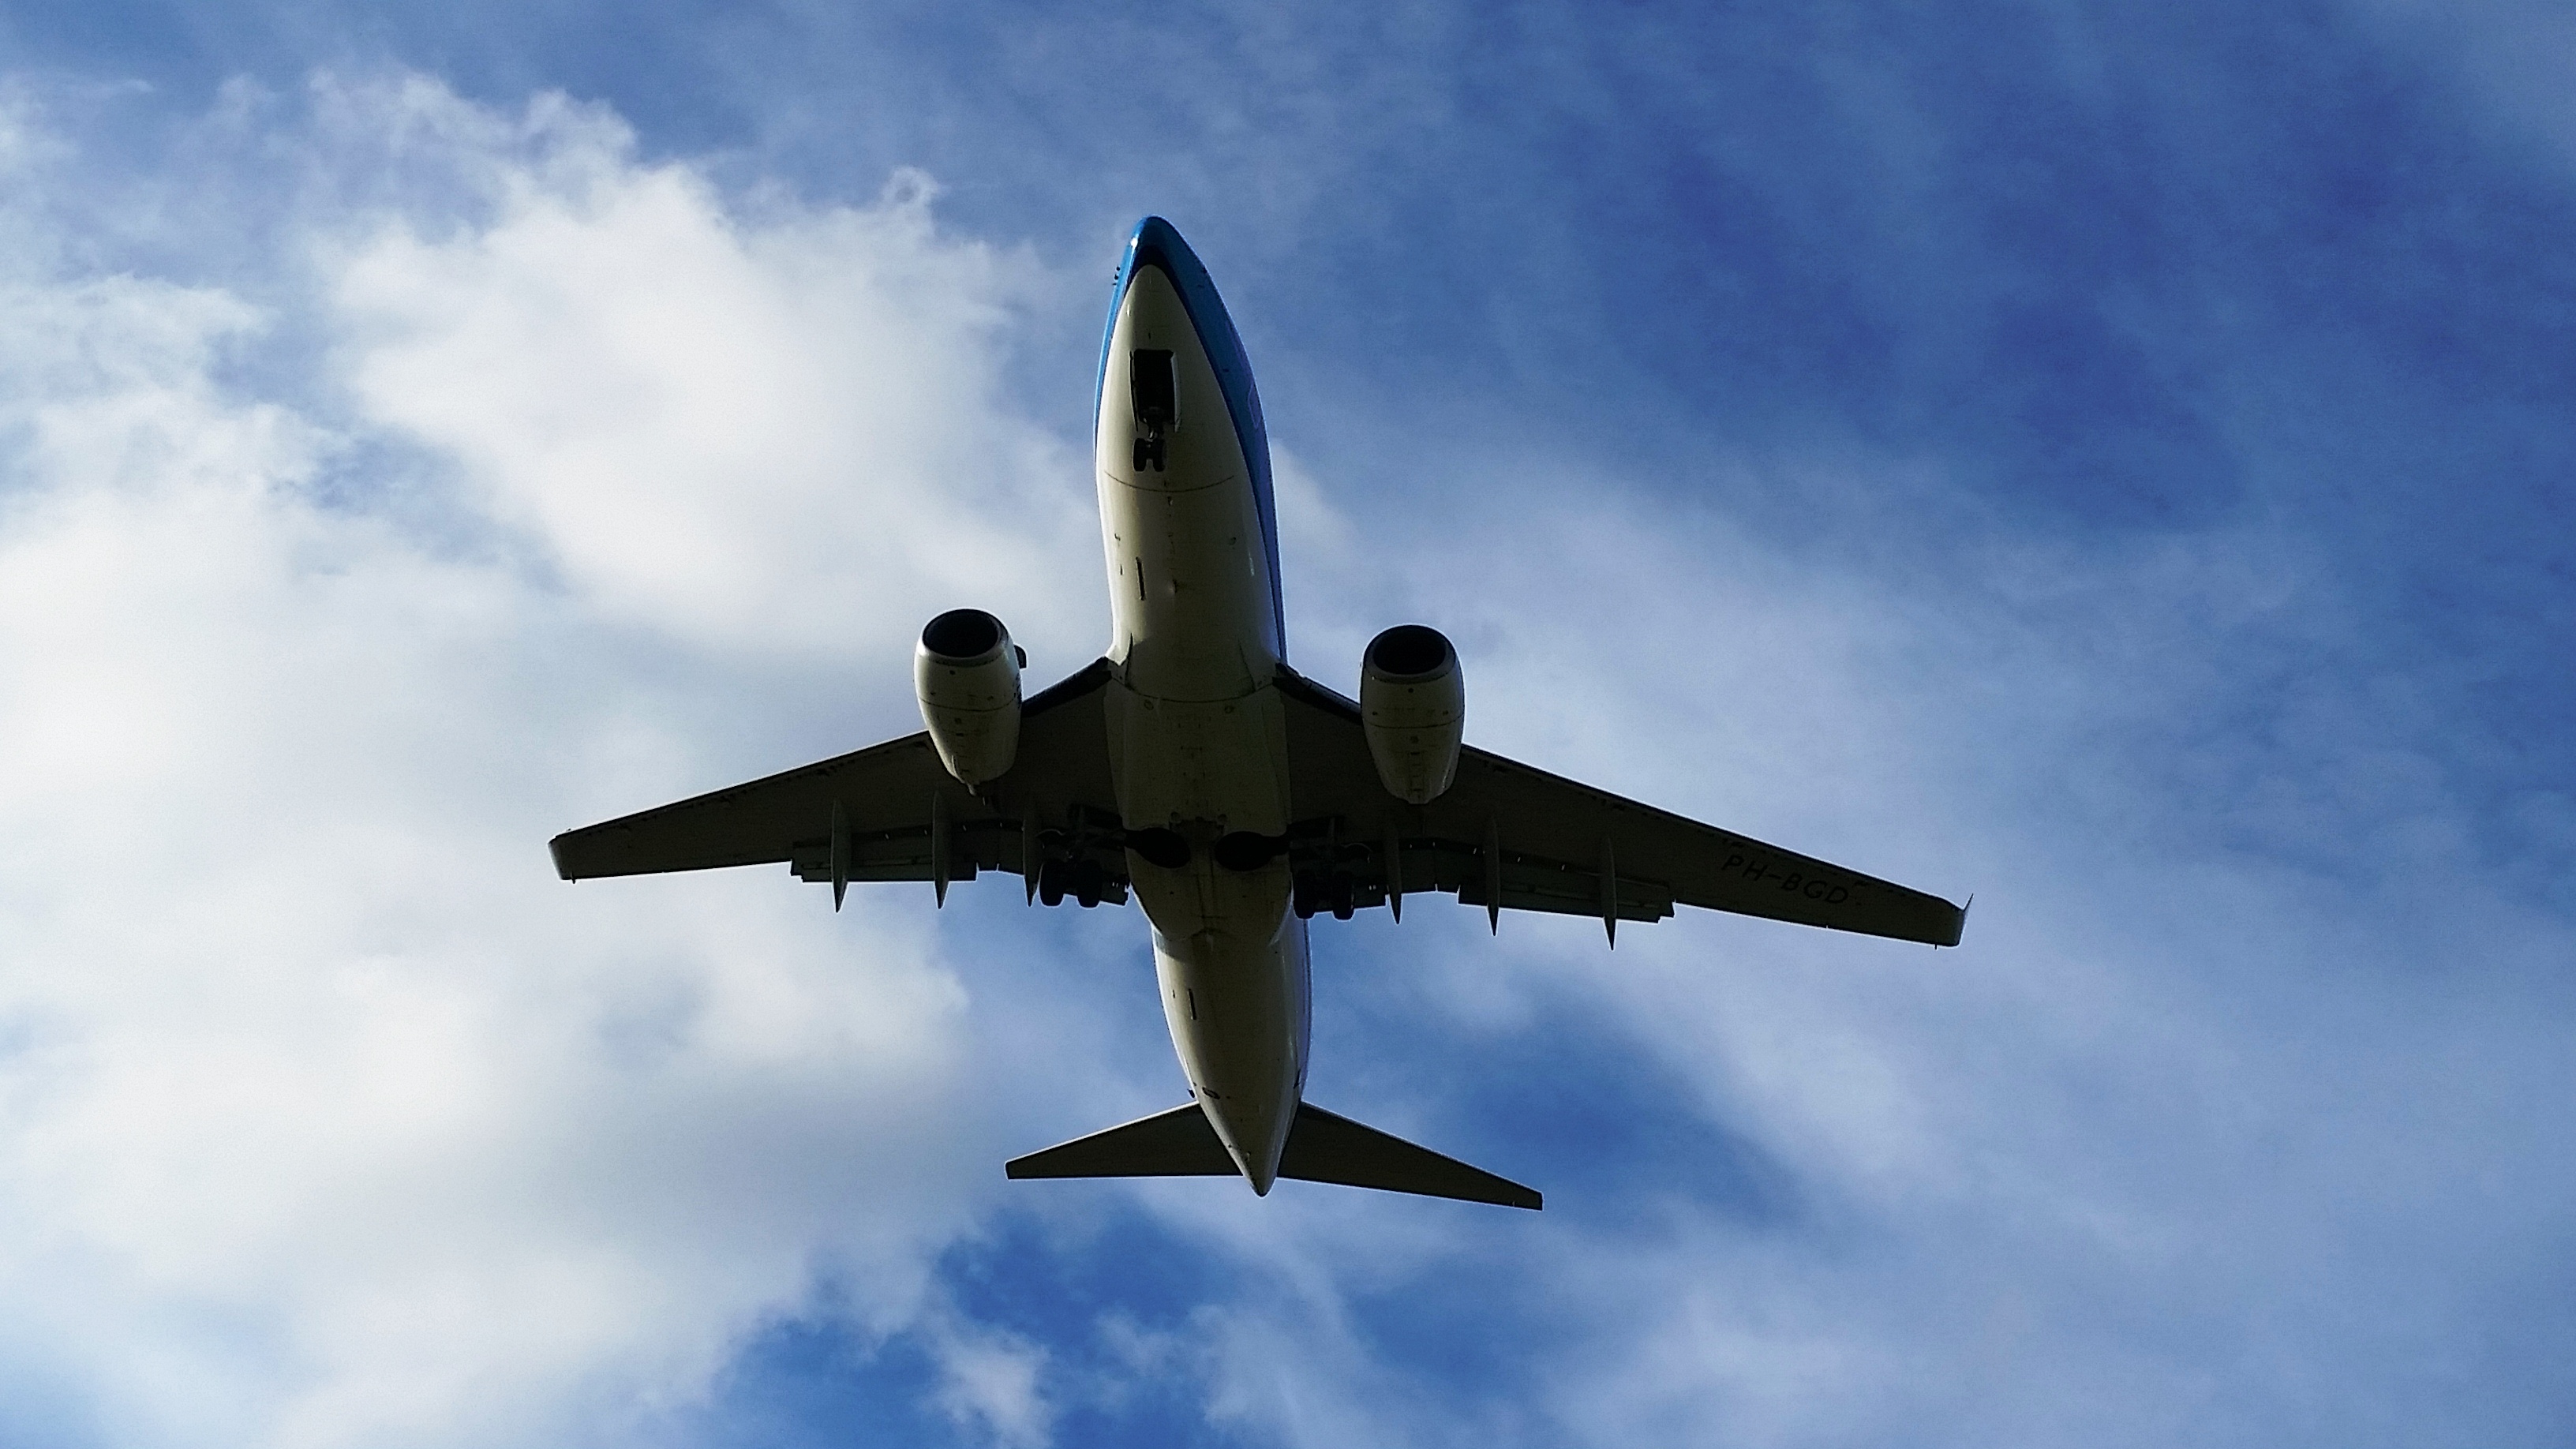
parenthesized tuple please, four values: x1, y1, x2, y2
(1110, 216, 1246, 384)
(1126, 215, 1208, 281)
(1097, 213, 1285, 645)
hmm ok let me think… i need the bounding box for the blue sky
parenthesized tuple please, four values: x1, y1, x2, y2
(1, 2, 2572, 1446)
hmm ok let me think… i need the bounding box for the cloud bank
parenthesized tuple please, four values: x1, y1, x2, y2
(0, 77, 1114, 1449)
(2, 34, 2574, 1448)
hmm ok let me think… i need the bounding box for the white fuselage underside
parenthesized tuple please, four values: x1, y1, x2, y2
(1095, 264, 1310, 1193)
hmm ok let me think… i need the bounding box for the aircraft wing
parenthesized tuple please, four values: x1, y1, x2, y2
(1271, 668, 1965, 946)
(549, 660, 1127, 902)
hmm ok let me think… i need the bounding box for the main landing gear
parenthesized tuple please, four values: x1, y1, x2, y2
(1037, 856, 1109, 908)
(1293, 874, 1360, 921)
(1031, 822, 1185, 908)
(1214, 828, 1364, 920)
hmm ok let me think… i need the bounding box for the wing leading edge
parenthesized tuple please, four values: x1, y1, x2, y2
(549, 656, 1964, 947)
(1271, 667, 1965, 946)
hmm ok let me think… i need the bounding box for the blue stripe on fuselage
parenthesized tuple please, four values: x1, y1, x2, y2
(1095, 217, 1286, 657)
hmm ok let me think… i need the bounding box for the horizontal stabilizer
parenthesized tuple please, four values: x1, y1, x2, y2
(1005, 1100, 1542, 1210)
(1005, 1103, 1236, 1179)
(1280, 1103, 1542, 1210)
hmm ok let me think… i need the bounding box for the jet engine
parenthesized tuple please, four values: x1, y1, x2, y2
(915, 608, 1023, 788)
(1359, 624, 1464, 804)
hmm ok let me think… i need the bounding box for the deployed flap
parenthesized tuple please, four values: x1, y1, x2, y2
(1005, 1102, 1236, 1179)
(1279, 1102, 1543, 1210)
(1271, 667, 1965, 946)
(549, 659, 1123, 898)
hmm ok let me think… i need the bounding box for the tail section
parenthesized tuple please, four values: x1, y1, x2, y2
(1277, 1102, 1542, 1209)
(1005, 1102, 1236, 1180)
(1006, 1100, 1541, 1210)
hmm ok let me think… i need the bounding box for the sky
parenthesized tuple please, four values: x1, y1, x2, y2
(1, 2, 2573, 1446)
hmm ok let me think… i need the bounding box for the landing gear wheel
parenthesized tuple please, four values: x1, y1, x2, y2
(1037, 859, 1065, 907)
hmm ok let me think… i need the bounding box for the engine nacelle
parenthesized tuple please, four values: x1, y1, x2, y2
(915, 608, 1022, 788)
(1359, 624, 1464, 804)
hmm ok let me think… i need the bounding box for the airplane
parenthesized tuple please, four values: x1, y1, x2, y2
(549, 216, 1968, 1211)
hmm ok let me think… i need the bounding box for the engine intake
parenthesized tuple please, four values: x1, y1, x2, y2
(1359, 624, 1463, 804)
(915, 608, 1022, 788)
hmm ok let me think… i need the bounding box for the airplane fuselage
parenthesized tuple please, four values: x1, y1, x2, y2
(1094, 227, 1309, 1193)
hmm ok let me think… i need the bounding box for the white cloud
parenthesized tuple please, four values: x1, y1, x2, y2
(6, 58, 2573, 1449)
(922, 1301, 1054, 1448)
(0, 76, 1111, 1449)
(321, 86, 1102, 668)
